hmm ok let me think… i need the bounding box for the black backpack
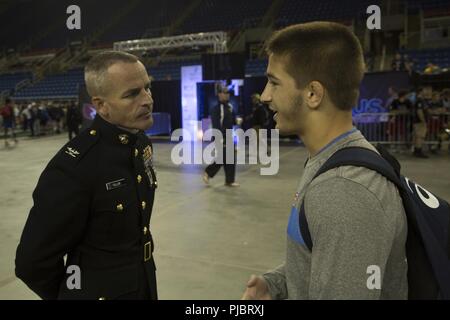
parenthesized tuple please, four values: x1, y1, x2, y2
(298, 146, 450, 300)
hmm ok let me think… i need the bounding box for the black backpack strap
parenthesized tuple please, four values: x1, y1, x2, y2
(299, 201, 313, 251)
(299, 146, 404, 251)
(313, 147, 403, 186)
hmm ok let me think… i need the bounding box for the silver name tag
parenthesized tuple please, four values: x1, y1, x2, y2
(106, 178, 126, 191)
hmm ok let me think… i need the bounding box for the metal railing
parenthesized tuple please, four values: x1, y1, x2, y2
(353, 112, 450, 146)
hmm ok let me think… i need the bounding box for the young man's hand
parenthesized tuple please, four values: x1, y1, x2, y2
(241, 275, 272, 300)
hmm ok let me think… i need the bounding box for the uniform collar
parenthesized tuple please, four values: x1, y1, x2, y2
(90, 114, 139, 147)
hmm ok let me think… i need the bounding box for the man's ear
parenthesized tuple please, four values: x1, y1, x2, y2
(305, 81, 325, 110)
(91, 97, 108, 118)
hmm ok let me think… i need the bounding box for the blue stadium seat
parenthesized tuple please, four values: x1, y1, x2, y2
(13, 68, 84, 99)
(0, 72, 32, 93)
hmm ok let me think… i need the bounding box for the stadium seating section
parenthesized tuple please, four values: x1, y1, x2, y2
(0, 72, 32, 94)
(1, 0, 449, 99)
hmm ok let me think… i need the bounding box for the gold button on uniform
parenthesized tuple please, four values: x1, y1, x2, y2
(143, 226, 148, 234)
(141, 201, 146, 210)
(137, 175, 142, 183)
(135, 148, 139, 157)
(119, 134, 129, 145)
(90, 130, 96, 136)
(116, 204, 124, 212)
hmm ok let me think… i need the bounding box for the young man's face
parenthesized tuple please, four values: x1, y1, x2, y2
(261, 53, 306, 135)
(95, 61, 153, 131)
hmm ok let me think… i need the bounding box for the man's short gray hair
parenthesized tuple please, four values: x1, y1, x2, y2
(84, 50, 139, 97)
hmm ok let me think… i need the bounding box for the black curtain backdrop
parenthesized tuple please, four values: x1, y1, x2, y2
(197, 82, 217, 119)
(151, 80, 181, 132)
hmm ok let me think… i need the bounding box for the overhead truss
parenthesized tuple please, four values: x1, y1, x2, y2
(114, 31, 228, 53)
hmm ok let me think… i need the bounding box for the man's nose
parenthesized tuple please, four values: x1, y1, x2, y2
(142, 90, 153, 106)
(260, 84, 271, 103)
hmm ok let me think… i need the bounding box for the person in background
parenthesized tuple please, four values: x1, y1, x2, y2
(428, 91, 444, 154)
(20, 104, 29, 132)
(388, 91, 413, 152)
(442, 89, 450, 111)
(48, 102, 62, 134)
(391, 53, 406, 71)
(66, 101, 82, 140)
(250, 93, 269, 149)
(385, 86, 398, 110)
(438, 89, 450, 153)
(412, 88, 429, 158)
(1, 98, 18, 147)
(30, 102, 40, 137)
(203, 86, 241, 187)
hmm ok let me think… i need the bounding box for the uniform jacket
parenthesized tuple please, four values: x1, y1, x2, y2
(16, 115, 158, 300)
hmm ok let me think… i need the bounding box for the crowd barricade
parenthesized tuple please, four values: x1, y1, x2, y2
(353, 112, 450, 146)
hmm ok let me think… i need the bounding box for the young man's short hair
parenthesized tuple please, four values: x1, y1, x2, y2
(84, 50, 140, 97)
(265, 21, 365, 111)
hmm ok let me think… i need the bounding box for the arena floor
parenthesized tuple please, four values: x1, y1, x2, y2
(0, 133, 449, 299)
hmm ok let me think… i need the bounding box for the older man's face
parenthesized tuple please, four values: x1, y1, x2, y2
(97, 61, 153, 131)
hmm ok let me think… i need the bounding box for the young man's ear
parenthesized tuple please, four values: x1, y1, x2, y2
(305, 81, 324, 110)
(91, 97, 108, 118)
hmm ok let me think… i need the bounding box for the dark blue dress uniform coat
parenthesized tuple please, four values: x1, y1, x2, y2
(15, 115, 158, 300)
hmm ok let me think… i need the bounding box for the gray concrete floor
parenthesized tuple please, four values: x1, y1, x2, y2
(0, 134, 449, 300)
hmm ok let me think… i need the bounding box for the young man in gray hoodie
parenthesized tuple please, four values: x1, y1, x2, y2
(242, 22, 408, 300)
